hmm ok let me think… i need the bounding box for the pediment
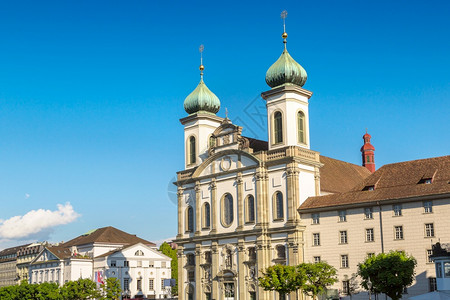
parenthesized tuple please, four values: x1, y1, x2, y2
(34, 248, 58, 263)
(193, 150, 260, 178)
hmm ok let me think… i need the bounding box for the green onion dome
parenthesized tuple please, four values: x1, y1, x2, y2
(184, 76, 220, 115)
(265, 35, 307, 88)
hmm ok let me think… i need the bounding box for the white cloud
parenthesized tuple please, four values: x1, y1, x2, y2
(0, 203, 80, 240)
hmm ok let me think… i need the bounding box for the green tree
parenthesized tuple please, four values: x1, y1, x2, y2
(0, 284, 17, 300)
(37, 282, 63, 300)
(299, 262, 338, 300)
(61, 278, 101, 300)
(358, 251, 417, 300)
(258, 264, 305, 300)
(100, 277, 122, 300)
(159, 242, 178, 295)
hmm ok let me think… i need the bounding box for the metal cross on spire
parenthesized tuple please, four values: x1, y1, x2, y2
(225, 107, 229, 119)
(281, 10, 288, 32)
(199, 44, 205, 77)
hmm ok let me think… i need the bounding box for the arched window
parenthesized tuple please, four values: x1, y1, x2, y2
(186, 206, 194, 232)
(203, 203, 210, 229)
(297, 111, 305, 144)
(276, 245, 286, 259)
(273, 111, 283, 144)
(135, 250, 144, 256)
(188, 136, 196, 165)
(273, 192, 284, 220)
(222, 194, 234, 226)
(245, 195, 255, 223)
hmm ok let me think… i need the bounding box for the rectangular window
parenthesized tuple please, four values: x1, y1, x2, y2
(341, 255, 349, 268)
(137, 261, 142, 267)
(445, 262, 450, 277)
(338, 210, 347, 222)
(394, 226, 404, 240)
(149, 279, 154, 290)
(188, 270, 195, 282)
(110, 260, 116, 267)
(393, 204, 402, 216)
(427, 249, 433, 263)
(314, 256, 321, 263)
(425, 223, 435, 237)
(367, 253, 375, 258)
(364, 207, 373, 219)
(437, 262, 443, 278)
(342, 280, 350, 295)
(124, 278, 129, 291)
(313, 233, 320, 246)
(161, 279, 165, 289)
(339, 231, 348, 244)
(161, 262, 166, 268)
(424, 201, 433, 213)
(366, 228, 374, 242)
(429, 277, 437, 292)
(312, 213, 320, 224)
(137, 279, 142, 291)
(124, 260, 129, 267)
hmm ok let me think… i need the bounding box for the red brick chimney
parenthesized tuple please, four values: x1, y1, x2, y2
(361, 130, 375, 173)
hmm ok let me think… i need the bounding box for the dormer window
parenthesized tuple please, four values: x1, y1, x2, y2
(418, 178, 432, 184)
(363, 185, 375, 191)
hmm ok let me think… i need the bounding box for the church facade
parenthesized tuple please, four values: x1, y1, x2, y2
(174, 25, 450, 300)
(174, 28, 373, 300)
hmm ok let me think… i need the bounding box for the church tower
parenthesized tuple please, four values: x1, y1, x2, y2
(361, 131, 376, 172)
(180, 46, 223, 169)
(261, 12, 312, 150)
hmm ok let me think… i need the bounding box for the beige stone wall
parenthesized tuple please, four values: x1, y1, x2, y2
(302, 196, 450, 299)
(0, 260, 17, 287)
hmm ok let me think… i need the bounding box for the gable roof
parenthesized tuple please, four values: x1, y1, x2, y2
(319, 155, 371, 193)
(61, 226, 155, 248)
(94, 242, 171, 260)
(46, 246, 72, 260)
(0, 244, 30, 262)
(299, 155, 450, 211)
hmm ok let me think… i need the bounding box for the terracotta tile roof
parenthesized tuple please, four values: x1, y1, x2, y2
(243, 137, 269, 153)
(299, 155, 450, 211)
(319, 155, 372, 193)
(61, 226, 156, 248)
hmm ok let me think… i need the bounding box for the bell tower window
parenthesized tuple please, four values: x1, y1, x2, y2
(188, 136, 196, 165)
(297, 111, 305, 144)
(273, 111, 283, 144)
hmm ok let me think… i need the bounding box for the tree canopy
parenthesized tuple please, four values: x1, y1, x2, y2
(358, 251, 417, 300)
(100, 277, 122, 300)
(159, 241, 178, 295)
(300, 262, 338, 300)
(258, 264, 305, 299)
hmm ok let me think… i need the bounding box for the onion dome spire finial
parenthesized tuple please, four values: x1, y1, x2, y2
(265, 10, 308, 88)
(183, 45, 221, 115)
(281, 10, 288, 48)
(199, 44, 205, 78)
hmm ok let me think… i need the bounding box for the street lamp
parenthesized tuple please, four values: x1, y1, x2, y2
(367, 277, 372, 300)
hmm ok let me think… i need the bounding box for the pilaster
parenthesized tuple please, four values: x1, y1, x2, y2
(211, 241, 219, 300)
(236, 173, 244, 231)
(177, 187, 184, 238)
(286, 164, 300, 224)
(195, 181, 201, 235)
(177, 246, 185, 300)
(195, 244, 202, 300)
(314, 166, 320, 196)
(238, 239, 246, 299)
(210, 179, 217, 234)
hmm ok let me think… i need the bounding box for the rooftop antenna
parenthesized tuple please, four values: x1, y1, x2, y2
(199, 44, 205, 78)
(281, 10, 288, 47)
(225, 107, 229, 119)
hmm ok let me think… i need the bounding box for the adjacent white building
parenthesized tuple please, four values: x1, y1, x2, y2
(29, 226, 172, 299)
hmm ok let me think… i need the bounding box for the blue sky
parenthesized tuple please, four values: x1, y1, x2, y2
(0, 0, 448, 249)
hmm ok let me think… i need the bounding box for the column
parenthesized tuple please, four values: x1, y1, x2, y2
(211, 241, 219, 300)
(178, 246, 185, 300)
(195, 244, 203, 300)
(210, 179, 217, 234)
(236, 173, 244, 231)
(195, 181, 201, 235)
(255, 168, 268, 226)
